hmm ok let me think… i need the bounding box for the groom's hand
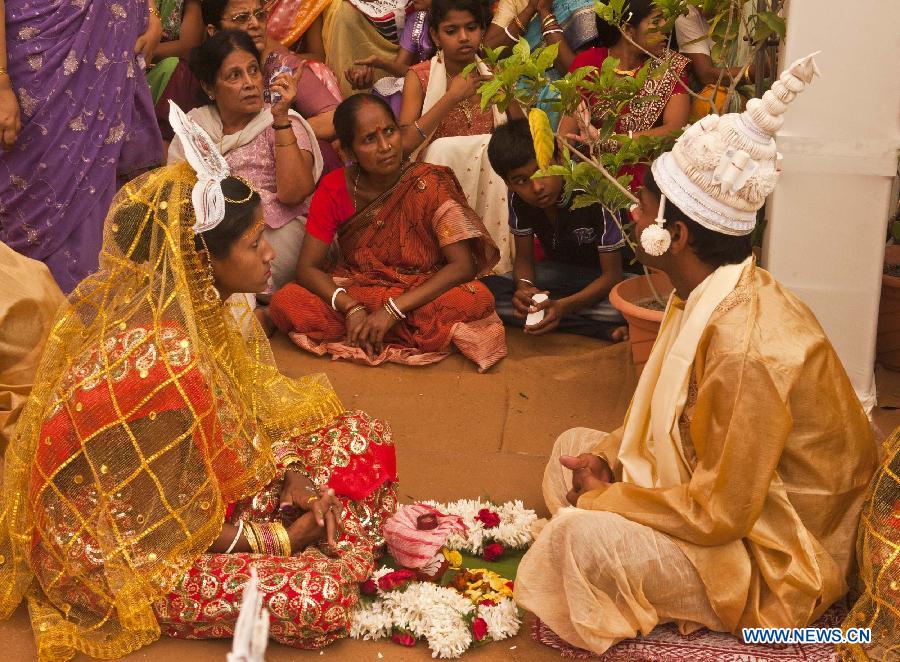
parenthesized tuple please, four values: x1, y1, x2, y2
(560, 453, 612, 506)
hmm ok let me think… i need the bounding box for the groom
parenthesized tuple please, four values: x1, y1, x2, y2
(514, 54, 877, 654)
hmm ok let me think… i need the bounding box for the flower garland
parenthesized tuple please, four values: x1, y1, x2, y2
(351, 500, 537, 657)
(421, 498, 537, 560)
(352, 566, 521, 659)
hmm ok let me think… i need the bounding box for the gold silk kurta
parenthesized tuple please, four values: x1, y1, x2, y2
(519, 263, 877, 651)
(0, 242, 64, 454)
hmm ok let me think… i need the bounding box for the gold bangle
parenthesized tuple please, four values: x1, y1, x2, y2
(512, 15, 526, 32)
(345, 303, 367, 319)
(148, 2, 160, 18)
(274, 140, 296, 147)
(0, 68, 8, 78)
(245, 522, 262, 554)
(272, 522, 293, 556)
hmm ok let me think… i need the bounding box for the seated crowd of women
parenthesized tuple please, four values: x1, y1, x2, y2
(138, 0, 704, 373)
(1, 0, 706, 373)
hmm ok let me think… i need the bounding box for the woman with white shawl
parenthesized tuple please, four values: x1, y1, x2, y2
(398, 0, 517, 274)
(168, 30, 323, 292)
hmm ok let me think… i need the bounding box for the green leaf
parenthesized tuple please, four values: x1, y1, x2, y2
(757, 11, 786, 39)
(570, 193, 603, 210)
(512, 37, 531, 60)
(461, 62, 476, 77)
(533, 42, 560, 73)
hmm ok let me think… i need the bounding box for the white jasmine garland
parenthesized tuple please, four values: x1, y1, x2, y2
(351, 565, 522, 658)
(419, 499, 537, 554)
(477, 598, 520, 641)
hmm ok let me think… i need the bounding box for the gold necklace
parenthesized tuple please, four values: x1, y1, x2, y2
(445, 69, 478, 123)
(613, 65, 641, 76)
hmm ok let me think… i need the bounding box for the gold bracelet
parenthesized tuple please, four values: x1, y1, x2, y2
(148, 2, 160, 18)
(274, 140, 296, 147)
(245, 522, 262, 554)
(383, 302, 402, 321)
(512, 15, 526, 32)
(345, 303, 367, 319)
(0, 68, 8, 78)
(272, 522, 293, 556)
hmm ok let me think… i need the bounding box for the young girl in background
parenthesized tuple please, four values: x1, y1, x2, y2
(398, 0, 518, 273)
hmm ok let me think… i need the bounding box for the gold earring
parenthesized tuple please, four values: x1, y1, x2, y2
(196, 236, 221, 303)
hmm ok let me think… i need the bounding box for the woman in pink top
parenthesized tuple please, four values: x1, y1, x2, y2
(168, 31, 323, 292)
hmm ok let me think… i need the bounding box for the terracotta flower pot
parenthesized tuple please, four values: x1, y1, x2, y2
(609, 272, 674, 371)
(877, 245, 900, 371)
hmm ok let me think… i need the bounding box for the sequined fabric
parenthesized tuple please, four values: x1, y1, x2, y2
(154, 410, 398, 648)
(840, 427, 900, 660)
(0, 163, 350, 661)
(0, 0, 163, 293)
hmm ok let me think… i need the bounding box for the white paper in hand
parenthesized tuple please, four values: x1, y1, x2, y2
(525, 293, 549, 327)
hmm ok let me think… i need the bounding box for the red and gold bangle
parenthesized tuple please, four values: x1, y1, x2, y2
(252, 522, 276, 555)
(272, 522, 293, 556)
(254, 522, 292, 556)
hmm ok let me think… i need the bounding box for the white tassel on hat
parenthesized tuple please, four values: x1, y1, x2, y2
(640, 194, 672, 256)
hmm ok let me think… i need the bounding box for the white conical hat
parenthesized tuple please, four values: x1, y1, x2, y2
(649, 52, 820, 236)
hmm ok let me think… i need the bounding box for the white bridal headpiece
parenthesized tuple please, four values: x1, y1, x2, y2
(641, 52, 821, 256)
(168, 100, 232, 234)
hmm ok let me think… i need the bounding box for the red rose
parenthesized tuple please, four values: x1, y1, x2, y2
(478, 599, 497, 607)
(483, 543, 504, 562)
(472, 617, 489, 642)
(416, 513, 439, 530)
(506, 580, 514, 591)
(391, 630, 417, 647)
(360, 579, 378, 596)
(476, 508, 501, 529)
(378, 569, 416, 591)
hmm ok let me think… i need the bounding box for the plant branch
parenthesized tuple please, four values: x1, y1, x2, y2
(557, 134, 639, 205)
(709, 0, 734, 108)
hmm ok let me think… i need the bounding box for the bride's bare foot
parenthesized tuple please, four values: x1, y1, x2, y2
(609, 325, 629, 343)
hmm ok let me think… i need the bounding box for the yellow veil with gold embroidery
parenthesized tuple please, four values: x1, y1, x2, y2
(0, 162, 343, 661)
(841, 426, 900, 660)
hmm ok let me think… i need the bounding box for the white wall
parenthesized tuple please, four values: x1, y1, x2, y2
(763, 0, 900, 411)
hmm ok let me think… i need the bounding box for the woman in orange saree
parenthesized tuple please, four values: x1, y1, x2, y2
(269, 94, 507, 372)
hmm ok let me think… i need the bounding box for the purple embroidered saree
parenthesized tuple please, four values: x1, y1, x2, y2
(0, 0, 163, 293)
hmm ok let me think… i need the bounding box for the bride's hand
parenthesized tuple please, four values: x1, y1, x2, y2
(278, 469, 318, 515)
(286, 510, 324, 552)
(309, 488, 343, 546)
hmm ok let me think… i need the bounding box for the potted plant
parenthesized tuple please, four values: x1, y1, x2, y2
(609, 270, 673, 367)
(475, 0, 784, 366)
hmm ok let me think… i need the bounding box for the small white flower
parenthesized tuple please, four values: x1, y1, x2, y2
(478, 598, 521, 641)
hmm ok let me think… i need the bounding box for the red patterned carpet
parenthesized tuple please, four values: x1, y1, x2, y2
(533, 607, 845, 662)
